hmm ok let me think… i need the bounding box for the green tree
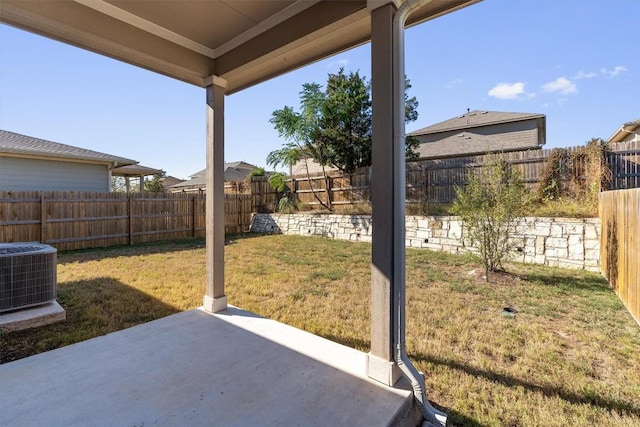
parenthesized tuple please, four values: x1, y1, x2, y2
(404, 78, 420, 161)
(246, 167, 265, 179)
(267, 69, 420, 209)
(313, 69, 371, 173)
(452, 157, 526, 281)
(144, 172, 166, 193)
(111, 176, 128, 193)
(268, 83, 332, 210)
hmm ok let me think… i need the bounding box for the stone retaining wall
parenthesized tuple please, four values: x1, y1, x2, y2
(250, 214, 601, 272)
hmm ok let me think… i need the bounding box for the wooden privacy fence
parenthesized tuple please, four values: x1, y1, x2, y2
(280, 140, 640, 209)
(600, 188, 640, 325)
(0, 191, 252, 252)
(250, 176, 281, 213)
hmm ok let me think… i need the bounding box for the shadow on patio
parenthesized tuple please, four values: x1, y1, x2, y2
(0, 306, 416, 426)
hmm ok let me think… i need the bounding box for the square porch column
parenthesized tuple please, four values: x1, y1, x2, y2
(367, 1, 404, 387)
(203, 75, 228, 313)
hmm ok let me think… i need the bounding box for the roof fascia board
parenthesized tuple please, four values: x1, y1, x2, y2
(213, 0, 323, 58)
(367, 0, 402, 11)
(608, 123, 640, 143)
(215, 1, 367, 76)
(221, 8, 370, 94)
(0, 151, 122, 167)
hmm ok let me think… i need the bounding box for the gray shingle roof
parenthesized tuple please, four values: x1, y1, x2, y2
(408, 110, 546, 136)
(171, 161, 260, 189)
(0, 129, 137, 166)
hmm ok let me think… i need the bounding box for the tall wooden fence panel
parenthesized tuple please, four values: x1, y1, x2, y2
(277, 142, 640, 210)
(250, 176, 280, 212)
(0, 191, 252, 251)
(600, 188, 640, 325)
(608, 140, 640, 190)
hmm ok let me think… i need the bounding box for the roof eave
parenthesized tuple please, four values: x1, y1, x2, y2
(607, 120, 640, 143)
(0, 150, 137, 167)
(408, 114, 546, 137)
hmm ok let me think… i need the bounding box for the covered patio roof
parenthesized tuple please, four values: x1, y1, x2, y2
(1, 1, 481, 425)
(1, 0, 478, 92)
(111, 164, 164, 177)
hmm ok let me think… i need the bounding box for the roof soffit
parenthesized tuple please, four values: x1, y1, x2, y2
(0, 0, 481, 92)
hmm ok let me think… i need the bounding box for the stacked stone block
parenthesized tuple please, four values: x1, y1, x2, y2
(250, 214, 601, 272)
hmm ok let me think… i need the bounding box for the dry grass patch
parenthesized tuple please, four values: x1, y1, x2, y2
(1, 235, 639, 426)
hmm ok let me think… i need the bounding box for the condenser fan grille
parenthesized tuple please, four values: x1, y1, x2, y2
(0, 243, 57, 313)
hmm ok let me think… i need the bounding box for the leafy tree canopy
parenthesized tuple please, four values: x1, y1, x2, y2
(268, 68, 419, 174)
(144, 172, 166, 193)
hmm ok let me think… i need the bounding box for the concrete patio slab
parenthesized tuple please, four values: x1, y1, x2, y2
(0, 301, 65, 332)
(0, 306, 417, 426)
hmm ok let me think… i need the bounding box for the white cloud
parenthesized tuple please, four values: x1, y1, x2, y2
(572, 70, 598, 80)
(488, 82, 527, 100)
(601, 65, 627, 78)
(445, 78, 464, 89)
(326, 58, 349, 69)
(542, 77, 577, 95)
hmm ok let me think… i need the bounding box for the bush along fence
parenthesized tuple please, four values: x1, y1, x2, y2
(0, 191, 253, 252)
(250, 213, 601, 272)
(252, 140, 640, 211)
(600, 188, 640, 325)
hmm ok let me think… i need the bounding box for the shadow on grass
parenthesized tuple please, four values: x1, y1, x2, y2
(0, 277, 179, 364)
(413, 352, 640, 419)
(521, 271, 612, 294)
(56, 233, 266, 264)
(315, 332, 490, 426)
(57, 238, 206, 264)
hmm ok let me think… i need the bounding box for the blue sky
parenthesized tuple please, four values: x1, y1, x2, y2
(1, 0, 638, 179)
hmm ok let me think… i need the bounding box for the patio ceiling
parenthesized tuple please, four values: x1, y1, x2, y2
(1, 0, 479, 93)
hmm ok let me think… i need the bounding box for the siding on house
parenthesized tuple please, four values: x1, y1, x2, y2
(0, 156, 110, 192)
(292, 160, 338, 177)
(414, 119, 542, 159)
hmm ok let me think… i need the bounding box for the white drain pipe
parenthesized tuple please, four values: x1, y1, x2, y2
(392, 1, 447, 426)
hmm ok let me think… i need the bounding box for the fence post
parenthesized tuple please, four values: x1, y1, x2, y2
(326, 175, 332, 210)
(129, 195, 134, 245)
(40, 194, 47, 244)
(192, 196, 197, 238)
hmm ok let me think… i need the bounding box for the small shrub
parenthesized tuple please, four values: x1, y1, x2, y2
(452, 157, 527, 280)
(537, 148, 570, 202)
(535, 139, 610, 213)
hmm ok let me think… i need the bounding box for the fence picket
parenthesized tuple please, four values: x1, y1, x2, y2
(600, 188, 640, 325)
(275, 141, 639, 209)
(0, 192, 252, 251)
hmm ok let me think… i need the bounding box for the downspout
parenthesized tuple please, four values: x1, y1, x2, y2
(392, 1, 447, 426)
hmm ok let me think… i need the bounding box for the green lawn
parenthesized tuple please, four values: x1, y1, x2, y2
(1, 234, 638, 426)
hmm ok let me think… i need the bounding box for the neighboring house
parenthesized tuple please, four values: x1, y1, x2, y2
(0, 129, 159, 192)
(292, 155, 338, 177)
(161, 175, 184, 191)
(291, 110, 546, 177)
(169, 161, 261, 193)
(607, 119, 640, 144)
(407, 110, 546, 159)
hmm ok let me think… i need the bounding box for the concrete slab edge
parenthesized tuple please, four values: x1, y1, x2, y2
(0, 301, 66, 333)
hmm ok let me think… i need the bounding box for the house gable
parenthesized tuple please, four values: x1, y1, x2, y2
(0, 129, 138, 192)
(409, 110, 546, 159)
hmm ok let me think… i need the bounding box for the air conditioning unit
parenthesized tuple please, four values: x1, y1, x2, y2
(0, 243, 57, 313)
